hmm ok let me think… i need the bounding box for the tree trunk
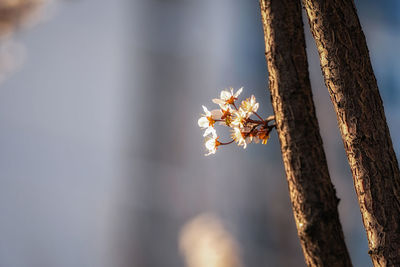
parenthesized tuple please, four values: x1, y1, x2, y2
(260, 1, 352, 266)
(302, 0, 400, 265)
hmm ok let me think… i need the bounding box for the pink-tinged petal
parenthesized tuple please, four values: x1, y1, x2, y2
(245, 136, 252, 143)
(210, 109, 222, 119)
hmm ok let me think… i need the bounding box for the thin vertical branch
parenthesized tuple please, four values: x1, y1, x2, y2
(302, 0, 400, 265)
(260, 0, 352, 266)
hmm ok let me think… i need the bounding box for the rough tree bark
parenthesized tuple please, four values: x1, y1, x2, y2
(302, 0, 400, 265)
(260, 1, 352, 266)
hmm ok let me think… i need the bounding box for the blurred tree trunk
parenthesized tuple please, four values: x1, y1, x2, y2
(260, 1, 352, 266)
(302, 0, 400, 265)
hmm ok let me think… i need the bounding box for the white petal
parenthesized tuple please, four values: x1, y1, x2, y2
(202, 105, 211, 116)
(218, 103, 229, 109)
(220, 90, 231, 100)
(234, 87, 243, 98)
(206, 141, 215, 150)
(253, 103, 259, 112)
(203, 127, 217, 137)
(198, 117, 209, 128)
(212, 98, 225, 105)
(205, 138, 215, 150)
(205, 150, 216, 156)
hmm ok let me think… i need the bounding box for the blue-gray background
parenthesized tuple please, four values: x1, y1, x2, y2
(0, 0, 399, 266)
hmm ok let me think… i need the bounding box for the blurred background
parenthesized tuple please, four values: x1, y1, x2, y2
(0, 0, 398, 266)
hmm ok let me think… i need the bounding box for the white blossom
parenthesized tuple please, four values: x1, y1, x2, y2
(231, 127, 250, 149)
(240, 95, 259, 115)
(198, 105, 221, 137)
(231, 108, 248, 128)
(198, 87, 274, 155)
(204, 136, 220, 156)
(212, 87, 243, 108)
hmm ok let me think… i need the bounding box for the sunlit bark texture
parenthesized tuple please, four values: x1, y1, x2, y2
(302, 0, 400, 265)
(260, 1, 352, 266)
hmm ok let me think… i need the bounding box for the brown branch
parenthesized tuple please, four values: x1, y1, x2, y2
(260, 0, 352, 266)
(302, 0, 400, 265)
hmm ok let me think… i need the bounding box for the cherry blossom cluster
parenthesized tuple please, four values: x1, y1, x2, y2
(198, 87, 275, 156)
